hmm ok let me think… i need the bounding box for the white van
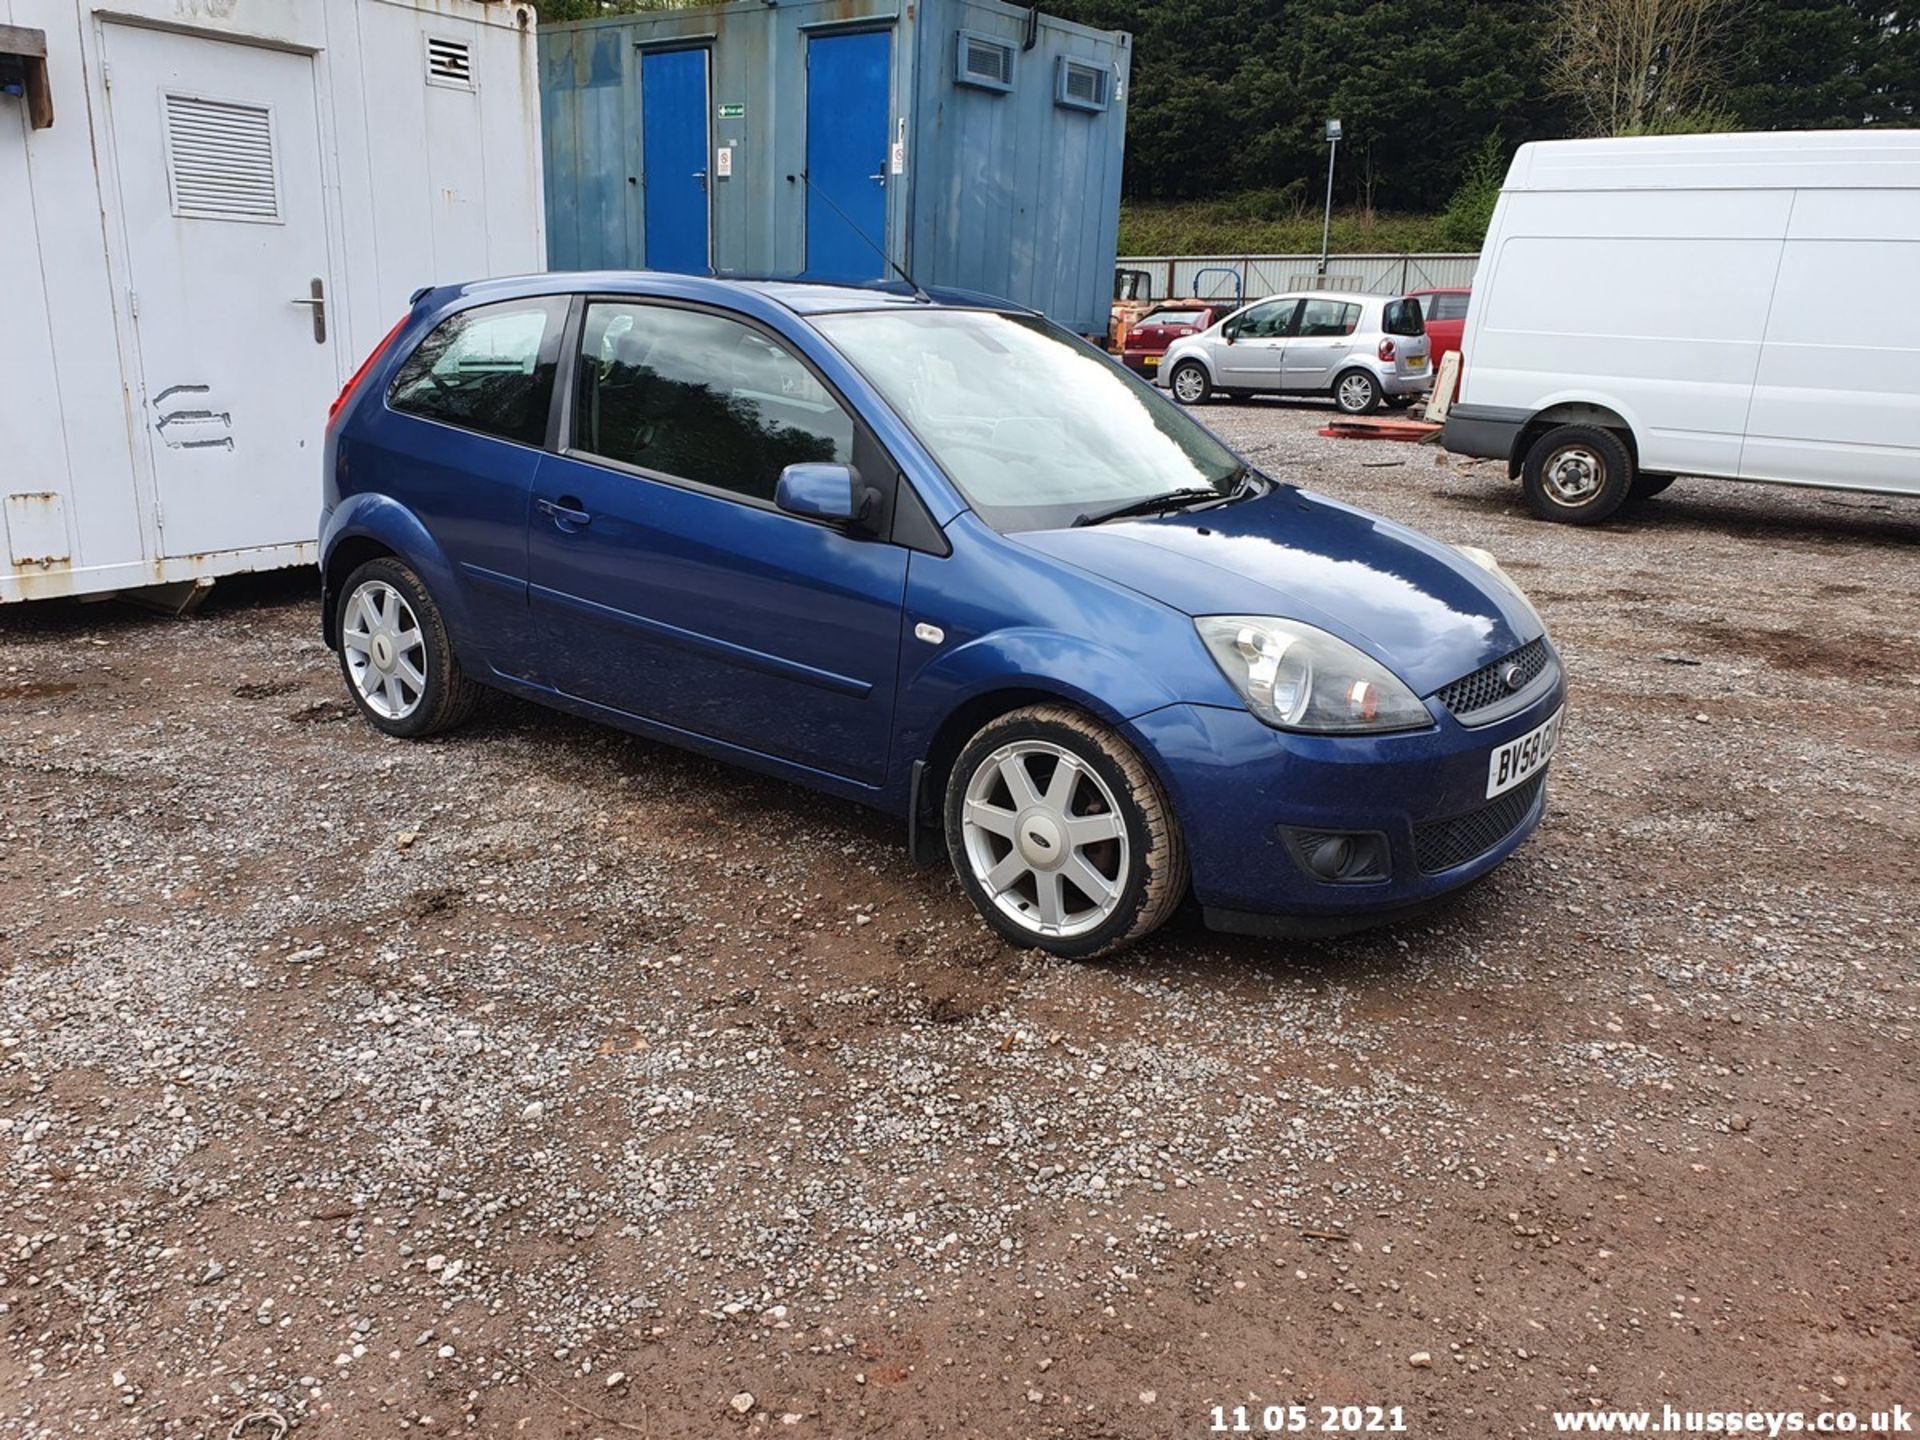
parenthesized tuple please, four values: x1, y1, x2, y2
(1442, 131, 1920, 523)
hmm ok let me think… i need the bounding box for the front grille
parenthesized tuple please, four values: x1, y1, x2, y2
(1434, 638, 1550, 722)
(1413, 774, 1545, 874)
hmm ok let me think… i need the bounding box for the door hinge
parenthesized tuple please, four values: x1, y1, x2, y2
(102, 62, 111, 90)
(127, 288, 139, 319)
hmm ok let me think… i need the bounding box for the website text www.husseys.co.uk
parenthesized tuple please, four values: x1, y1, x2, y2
(1552, 1404, 1912, 1435)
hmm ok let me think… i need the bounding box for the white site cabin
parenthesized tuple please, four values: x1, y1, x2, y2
(0, 0, 545, 605)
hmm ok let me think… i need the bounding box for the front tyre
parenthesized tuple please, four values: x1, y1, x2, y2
(336, 558, 483, 739)
(1169, 360, 1213, 406)
(945, 704, 1188, 959)
(1521, 424, 1635, 524)
(1333, 368, 1382, 415)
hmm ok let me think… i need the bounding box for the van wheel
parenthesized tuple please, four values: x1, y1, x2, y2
(1521, 425, 1635, 524)
(945, 704, 1188, 959)
(1333, 369, 1381, 415)
(1169, 361, 1213, 405)
(336, 558, 483, 738)
(1630, 472, 1676, 501)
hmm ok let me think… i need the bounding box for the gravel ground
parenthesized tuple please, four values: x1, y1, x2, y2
(3, 398, 1917, 1438)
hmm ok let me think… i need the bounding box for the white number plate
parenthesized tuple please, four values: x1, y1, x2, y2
(1486, 708, 1561, 799)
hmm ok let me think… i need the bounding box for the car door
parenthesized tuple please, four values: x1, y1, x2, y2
(1214, 299, 1298, 390)
(522, 298, 909, 785)
(1280, 298, 1362, 391)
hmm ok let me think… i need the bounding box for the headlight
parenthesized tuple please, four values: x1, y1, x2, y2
(1194, 616, 1431, 734)
(1454, 545, 1543, 625)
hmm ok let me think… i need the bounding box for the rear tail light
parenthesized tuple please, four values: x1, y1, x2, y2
(1378, 339, 1397, 363)
(328, 314, 412, 432)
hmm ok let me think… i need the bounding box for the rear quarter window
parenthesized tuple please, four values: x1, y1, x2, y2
(1426, 292, 1471, 323)
(1382, 299, 1426, 337)
(388, 297, 569, 446)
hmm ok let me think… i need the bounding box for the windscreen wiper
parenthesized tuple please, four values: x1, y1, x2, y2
(1071, 469, 1262, 528)
(1072, 487, 1225, 528)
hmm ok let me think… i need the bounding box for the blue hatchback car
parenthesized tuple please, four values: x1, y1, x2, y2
(321, 273, 1564, 957)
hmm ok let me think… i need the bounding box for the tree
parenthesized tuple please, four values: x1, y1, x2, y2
(1547, 0, 1738, 135)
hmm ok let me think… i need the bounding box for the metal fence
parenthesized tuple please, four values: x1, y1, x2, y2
(1116, 253, 1481, 302)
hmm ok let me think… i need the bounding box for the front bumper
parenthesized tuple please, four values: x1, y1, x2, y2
(1126, 671, 1565, 934)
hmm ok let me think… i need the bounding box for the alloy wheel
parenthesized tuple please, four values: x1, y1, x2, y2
(959, 740, 1130, 940)
(1337, 373, 1377, 412)
(341, 580, 428, 721)
(1172, 366, 1207, 403)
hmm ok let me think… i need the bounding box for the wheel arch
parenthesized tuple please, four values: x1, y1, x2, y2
(906, 666, 1191, 868)
(1510, 399, 1641, 478)
(319, 495, 469, 652)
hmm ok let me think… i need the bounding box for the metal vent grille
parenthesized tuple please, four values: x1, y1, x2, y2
(1434, 637, 1551, 722)
(956, 32, 1014, 91)
(1057, 59, 1108, 110)
(426, 36, 473, 87)
(163, 95, 280, 222)
(1413, 773, 1545, 875)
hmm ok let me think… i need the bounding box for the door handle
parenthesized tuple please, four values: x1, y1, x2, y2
(291, 277, 326, 344)
(537, 496, 594, 530)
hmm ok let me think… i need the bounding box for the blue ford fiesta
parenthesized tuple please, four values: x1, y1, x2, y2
(320, 274, 1564, 958)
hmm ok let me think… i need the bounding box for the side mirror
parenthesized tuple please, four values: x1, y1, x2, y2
(1222, 321, 1239, 345)
(776, 463, 869, 526)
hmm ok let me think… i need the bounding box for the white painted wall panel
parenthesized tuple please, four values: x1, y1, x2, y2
(0, 0, 544, 601)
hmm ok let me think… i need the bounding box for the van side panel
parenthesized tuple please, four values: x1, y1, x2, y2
(1466, 189, 1790, 481)
(1741, 189, 1920, 494)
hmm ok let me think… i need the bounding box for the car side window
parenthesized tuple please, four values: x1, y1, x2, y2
(1296, 299, 1361, 337)
(1234, 300, 1296, 339)
(1431, 293, 1470, 322)
(571, 302, 855, 504)
(388, 297, 567, 447)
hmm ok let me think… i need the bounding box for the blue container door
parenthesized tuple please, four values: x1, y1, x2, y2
(804, 30, 891, 282)
(640, 48, 710, 273)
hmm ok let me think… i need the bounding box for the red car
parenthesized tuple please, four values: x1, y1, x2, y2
(1120, 302, 1234, 378)
(1406, 287, 1470, 372)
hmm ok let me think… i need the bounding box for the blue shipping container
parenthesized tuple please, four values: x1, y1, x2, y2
(540, 0, 1130, 338)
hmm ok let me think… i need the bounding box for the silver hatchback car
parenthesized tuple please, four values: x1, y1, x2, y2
(1156, 290, 1433, 415)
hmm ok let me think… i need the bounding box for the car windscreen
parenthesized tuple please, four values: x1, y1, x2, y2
(1382, 298, 1425, 336)
(814, 309, 1243, 533)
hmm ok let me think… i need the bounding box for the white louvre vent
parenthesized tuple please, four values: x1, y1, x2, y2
(163, 94, 281, 222)
(1056, 58, 1109, 112)
(426, 36, 473, 88)
(956, 31, 1014, 92)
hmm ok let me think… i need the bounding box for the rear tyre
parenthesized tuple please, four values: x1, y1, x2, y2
(1169, 361, 1213, 406)
(945, 704, 1188, 959)
(1629, 471, 1676, 501)
(1332, 368, 1381, 415)
(1521, 424, 1635, 525)
(336, 558, 483, 739)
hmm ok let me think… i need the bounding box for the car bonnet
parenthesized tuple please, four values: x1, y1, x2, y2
(1012, 486, 1539, 696)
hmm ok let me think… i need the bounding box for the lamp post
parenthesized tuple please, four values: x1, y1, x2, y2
(1318, 118, 1342, 277)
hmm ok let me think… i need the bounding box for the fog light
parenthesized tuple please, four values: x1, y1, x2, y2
(1304, 833, 1353, 880)
(1278, 826, 1390, 884)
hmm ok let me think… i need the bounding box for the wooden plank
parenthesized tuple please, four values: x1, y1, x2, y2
(1423, 350, 1462, 423)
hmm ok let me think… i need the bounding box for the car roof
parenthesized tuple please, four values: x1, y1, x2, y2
(427, 271, 1031, 319)
(1405, 286, 1470, 296)
(1247, 289, 1399, 306)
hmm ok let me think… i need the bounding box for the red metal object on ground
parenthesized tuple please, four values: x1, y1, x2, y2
(1318, 417, 1443, 442)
